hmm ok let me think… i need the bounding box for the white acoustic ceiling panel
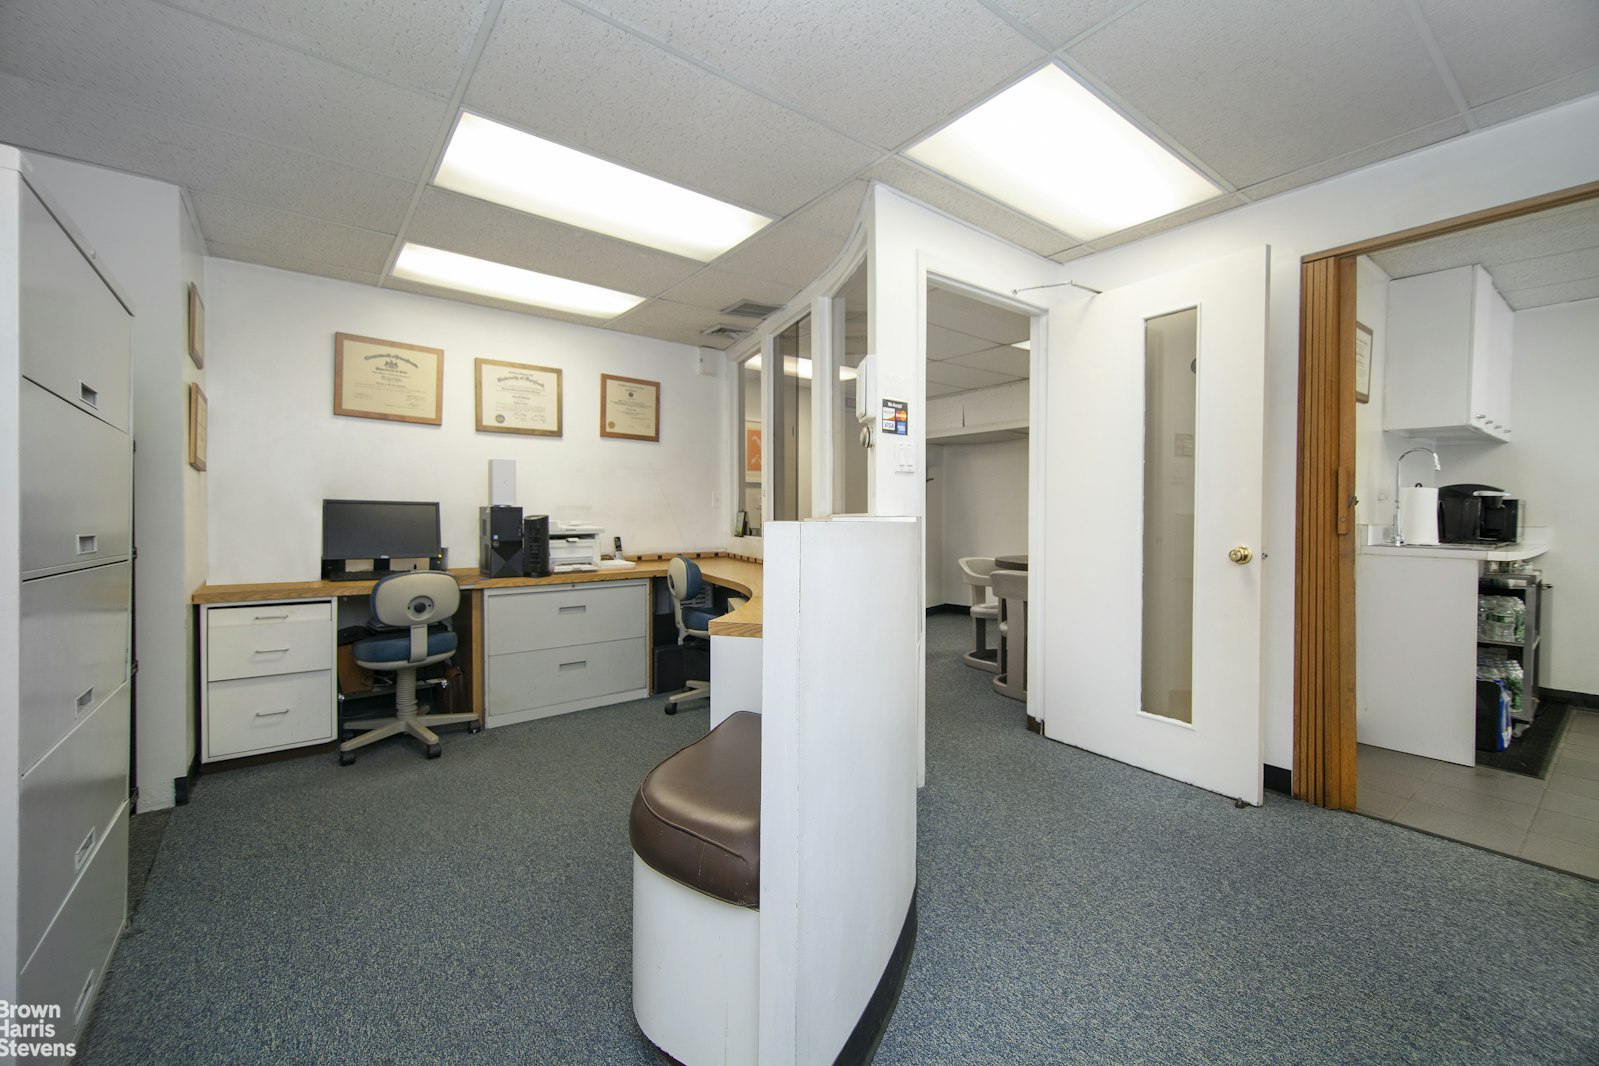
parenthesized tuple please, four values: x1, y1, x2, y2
(658, 268, 802, 316)
(1416, 0, 1599, 108)
(926, 287, 1030, 345)
(986, 0, 1146, 50)
(0, 0, 447, 180)
(464, 0, 879, 217)
(868, 158, 1077, 257)
(1066, 0, 1459, 188)
(207, 243, 383, 289)
(165, 0, 495, 97)
(407, 188, 701, 298)
(926, 360, 1017, 391)
(711, 222, 851, 289)
(575, 0, 1048, 149)
(784, 180, 871, 239)
(190, 193, 397, 275)
(1238, 116, 1468, 203)
(1471, 68, 1599, 129)
(1499, 277, 1599, 311)
(950, 346, 1031, 379)
(926, 324, 998, 362)
(606, 297, 751, 349)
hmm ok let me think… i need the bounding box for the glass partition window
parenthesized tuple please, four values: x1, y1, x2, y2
(735, 354, 764, 536)
(772, 315, 813, 521)
(1141, 308, 1199, 723)
(834, 261, 869, 514)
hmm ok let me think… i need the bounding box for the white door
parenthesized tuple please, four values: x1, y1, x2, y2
(1042, 246, 1268, 804)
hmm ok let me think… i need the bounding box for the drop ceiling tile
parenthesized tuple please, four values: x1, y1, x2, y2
(0, 0, 444, 179)
(1471, 65, 1599, 129)
(406, 188, 700, 298)
(464, 0, 879, 217)
(870, 160, 1076, 257)
(379, 275, 617, 327)
(1238, 116, 1467, 203)
(927, 289, 1030, 344)
(606, 298, 745, 349)
(949, 345, 1031, 378)
(927, 324, 994, 361)
(786, 180, 871, 238)
(1050, 246, 1093, 265)
(926, 360, 1017, 390)
(575, 0, 1046, 149)
(1490, 248, 1599, 296)
(1086, 194, 1248, 251)
(161, 0, 493, 97)
(0, 75, 416, 232)
(927, 381, 964, 399)
(191, 193, 395, 274)
(1369, 201, 1599, 281)
(1416, 0, 1599, 107)
(1499, 277, 1599, 311)
(985, 0, 1142, 49)
(206, 243, 381, 287)
(710, 223, 849, 289)
(658, 268, 802, 317)
(1066, 0, 1459, 189)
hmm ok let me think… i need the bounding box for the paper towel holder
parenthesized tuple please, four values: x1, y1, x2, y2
(1388, 447, 1440, 546)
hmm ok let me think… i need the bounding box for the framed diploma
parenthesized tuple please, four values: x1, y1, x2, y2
(475, 358, 562, 437)
(187, 382, 208, 471)
(1354, 322, 1373, 404)
(600, 373, 660, 442)
(334, 332, 444, 425)
(187, 283, 205, 369)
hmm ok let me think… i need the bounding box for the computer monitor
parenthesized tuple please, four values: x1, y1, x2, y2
(321, 499, 441, 574)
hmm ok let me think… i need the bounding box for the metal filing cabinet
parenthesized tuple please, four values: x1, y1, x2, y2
(200, 600, 337, 761)
(2, 145, 133, 1042)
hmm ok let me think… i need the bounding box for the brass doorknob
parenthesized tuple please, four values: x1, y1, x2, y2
(1228, 545, 1254, 565)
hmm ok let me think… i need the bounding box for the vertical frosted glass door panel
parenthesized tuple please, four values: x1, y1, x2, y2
(835, 262, 869, 514)
(1142, 310, 1198, 723)
(772, 316, 812, 522)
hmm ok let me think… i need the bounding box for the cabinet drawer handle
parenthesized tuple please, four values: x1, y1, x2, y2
(558, 659, 588, 671)
(76, 686, 95, 712)
(253, 613, 290, 621)
(77, 533, 98, 555)
(79, 381, 98, 408)
(253, 647, 291, 655)
(74, 827, 97, 872)
(254, 708, 292, 718)
(558, 604, 587, 615)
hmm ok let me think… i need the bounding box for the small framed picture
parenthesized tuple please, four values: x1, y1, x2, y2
(187, 283, 205, 369)
(600, 373, 660, 442)
(187, 382, 208, 471)
(733, 509, 748, 537)
(1354, 322, 1373, 404)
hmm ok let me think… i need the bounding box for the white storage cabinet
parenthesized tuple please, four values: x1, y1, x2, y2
(200, 600, 337, 762)
(2, 145, 133, 1042)
(1383, 264, 1514, 442)
(485, 580, 649, 727)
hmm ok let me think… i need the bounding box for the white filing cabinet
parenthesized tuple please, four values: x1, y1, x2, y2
(199, 600, 337, 762)
(485, 579, 649, 727)
(2, 145, 133, 1041)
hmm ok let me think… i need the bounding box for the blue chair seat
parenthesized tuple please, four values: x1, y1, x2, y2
(354, 628, 456, 665)
(683, 606, 718, 632)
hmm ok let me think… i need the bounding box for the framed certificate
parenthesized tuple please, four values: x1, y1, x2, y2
(600, 373, 660, 442)
(1354, 322, 1373, 404)
(475, 358, 562, 437)
(187, 283, 205, 369)
(334, 332, 444, 425)
(187, 382, 208, 471)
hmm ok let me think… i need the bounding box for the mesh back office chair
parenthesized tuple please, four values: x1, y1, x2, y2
(664, 556, 735, 714)
(959, 557, 1000, 673)
(339, 571, 479, 764)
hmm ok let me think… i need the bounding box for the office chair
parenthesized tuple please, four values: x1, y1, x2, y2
(664, 556, 728, 714)
(339, 571, 479, 764)
(959, 557, 1000, 673)
(989, 569, 1028, 702)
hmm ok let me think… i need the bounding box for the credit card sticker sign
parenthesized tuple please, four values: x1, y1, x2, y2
(881, 399, 908, 435)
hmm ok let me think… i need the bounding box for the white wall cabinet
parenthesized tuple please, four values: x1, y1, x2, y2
(200, 600, 336, 762)
(1383, 264, 1514, 442)
(2, 146, 133, 1040)
(484, 580, 649, 727)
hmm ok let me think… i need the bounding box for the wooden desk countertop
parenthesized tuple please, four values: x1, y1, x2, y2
(191, 553, 765, 637)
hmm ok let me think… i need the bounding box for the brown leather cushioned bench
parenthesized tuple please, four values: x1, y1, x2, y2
(630, 711, 761, 908)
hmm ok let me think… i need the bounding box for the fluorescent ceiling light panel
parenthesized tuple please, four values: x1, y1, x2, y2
(436, 112, 774, 261)
(392, 243, 644, 318)
(906, 65, 1221, 241)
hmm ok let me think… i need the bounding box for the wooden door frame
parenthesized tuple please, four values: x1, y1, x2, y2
(1293, 179, 1599, 810)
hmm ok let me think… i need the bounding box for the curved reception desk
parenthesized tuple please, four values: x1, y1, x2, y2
(631, 518, 921, 1065)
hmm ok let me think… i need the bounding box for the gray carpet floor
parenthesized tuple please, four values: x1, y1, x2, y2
(80, 615, 1598, 1064)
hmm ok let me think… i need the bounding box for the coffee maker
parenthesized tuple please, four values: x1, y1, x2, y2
(1438, 484, 1520, 544)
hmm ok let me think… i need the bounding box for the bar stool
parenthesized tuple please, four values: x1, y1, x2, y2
(990, 569, 1027, 701)
(958, 557, 1000, 672)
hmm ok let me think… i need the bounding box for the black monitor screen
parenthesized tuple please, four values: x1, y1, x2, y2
(321, 499, 441, 561)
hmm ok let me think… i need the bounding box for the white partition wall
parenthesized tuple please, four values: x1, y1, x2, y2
(758, 516, 920, 1065)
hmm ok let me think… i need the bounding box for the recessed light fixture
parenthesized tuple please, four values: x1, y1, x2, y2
(906, 65, 1221, 241)
(392, 243, 644, 318)
(436, 112, 774, 261)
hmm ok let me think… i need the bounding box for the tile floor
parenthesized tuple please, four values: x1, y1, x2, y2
(1357, 706, 1599, 880)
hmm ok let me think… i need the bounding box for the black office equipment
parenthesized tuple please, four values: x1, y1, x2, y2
(321, 499, 442, 580)
(480, 505, 524, 578)
(523, 514, 552, 577)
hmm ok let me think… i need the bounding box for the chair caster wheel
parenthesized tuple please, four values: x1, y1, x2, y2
(426, 743, 442, 759)
(468, 722, 481, 734)
(339, 750, 355, 766)
(664, 703, 677, 716)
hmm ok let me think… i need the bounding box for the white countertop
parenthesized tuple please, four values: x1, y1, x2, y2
(1359, 526, 1549, 562)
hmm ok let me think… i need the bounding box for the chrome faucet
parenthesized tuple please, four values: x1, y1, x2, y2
(1388, 446, 1441, 545)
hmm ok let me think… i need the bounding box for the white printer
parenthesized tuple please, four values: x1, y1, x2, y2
(548, 523, 603, 572)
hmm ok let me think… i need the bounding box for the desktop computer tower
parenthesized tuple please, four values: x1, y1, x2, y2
(480, 505, 524, 578)
(522, 514, 552, 578)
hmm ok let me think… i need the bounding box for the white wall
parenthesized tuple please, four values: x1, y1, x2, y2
(1430, 298, 1599, 695)
(204, 260, 724, 583)
(24, 153, 203, 812)
(927, 438, 1028, 606)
